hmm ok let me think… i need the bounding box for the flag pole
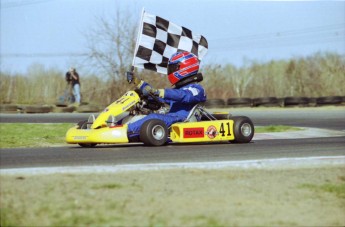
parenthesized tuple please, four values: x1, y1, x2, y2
(131, 7, 145, 71)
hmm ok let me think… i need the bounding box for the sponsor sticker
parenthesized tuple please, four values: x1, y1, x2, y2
(122, 101, 136, 111)
(183, 127, 204, 138)
(206, 125, 218, 139)
(73, 136, 87, 140)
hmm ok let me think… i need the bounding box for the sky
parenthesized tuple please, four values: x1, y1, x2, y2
(1, 0, 344, 75)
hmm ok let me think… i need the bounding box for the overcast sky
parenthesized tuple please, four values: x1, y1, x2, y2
(1, 0, 344, 74)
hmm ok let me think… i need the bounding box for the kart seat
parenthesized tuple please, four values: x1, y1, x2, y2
(184, 103, 218, 122)
(184, 104, 202, 122)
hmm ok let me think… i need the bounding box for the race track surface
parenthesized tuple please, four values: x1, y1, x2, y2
(1, 107, 344, 170)
(1, 137, 345, 169)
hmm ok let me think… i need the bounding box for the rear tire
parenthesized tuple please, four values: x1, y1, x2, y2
(231, 116, 254, 143)
(213, 113, 230, 120)
(140, 119, 168, 146)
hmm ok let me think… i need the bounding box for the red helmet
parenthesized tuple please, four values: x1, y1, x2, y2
(167, 52, 199, 86)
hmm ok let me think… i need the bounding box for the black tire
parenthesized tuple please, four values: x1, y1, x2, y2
(78, 143, 97, 148)
(205, 99, 225, 108)
(212, 113, 231, 120)
(77, 120, 97, 148)
(227, 98, 252, 107)
(342, 96, 345, 104)
(53, 106, 76, 113)
(24, 105, 53, 113)
(0, 104, 18, 113)
(55, 101, 68, 107)
(201, 112, 230, 121)
(316, 96, 342, 105)
(140, 119, 168, 146)
(253, 97, 280, 107)
(231, 116, 254, 143)
(284, 97, 309, 107)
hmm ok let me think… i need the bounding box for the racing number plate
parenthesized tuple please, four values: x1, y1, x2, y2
(171, 120, 235, 142)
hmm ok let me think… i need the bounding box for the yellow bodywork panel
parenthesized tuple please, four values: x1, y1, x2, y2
(170, 120, 235, 143)
(92, 91, 140, 129)
(66, 125, 129, 144)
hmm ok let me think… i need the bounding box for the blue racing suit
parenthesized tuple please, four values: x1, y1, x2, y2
(127, 83, 206, 136)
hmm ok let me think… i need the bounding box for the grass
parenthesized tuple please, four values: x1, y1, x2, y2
(0, 123, 74, 148)
(299, 182, 345, 199)
(0, 123, 301, 148)
(1, 166, 344, 226)
(255, 125, 302, 133)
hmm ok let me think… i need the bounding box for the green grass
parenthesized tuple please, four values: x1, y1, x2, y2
(255, 125, 302, 133)
(299, 182, 345, 199)
(0, 123, 74, 148)
(1, 167, 344, 226)
(0, 123, 301, 148)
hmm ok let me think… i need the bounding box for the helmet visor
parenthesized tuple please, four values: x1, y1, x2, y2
(167, 62, 180, 75)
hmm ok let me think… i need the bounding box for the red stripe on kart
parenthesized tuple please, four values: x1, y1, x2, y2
(183, 127, 204, 138)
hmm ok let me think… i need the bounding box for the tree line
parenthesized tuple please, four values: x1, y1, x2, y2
(0, 52, 344, 107)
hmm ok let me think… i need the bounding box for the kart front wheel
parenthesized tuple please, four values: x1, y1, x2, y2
(232, 116, 254, 143)
(140, 119, 168, 146)
(78, 143, 97, 148)
(77, 120, 97, 148)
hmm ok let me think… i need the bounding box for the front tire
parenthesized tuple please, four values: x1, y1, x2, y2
(140, 119, 168, 146)
(232, 116, 254, 143)
(78, 143, 97, 148)
(77, 120, 97, 148)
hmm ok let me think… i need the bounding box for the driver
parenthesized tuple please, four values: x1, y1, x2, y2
(127, 51, 207, 139)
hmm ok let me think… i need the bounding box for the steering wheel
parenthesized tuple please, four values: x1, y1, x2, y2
(136, 89, 165, 111)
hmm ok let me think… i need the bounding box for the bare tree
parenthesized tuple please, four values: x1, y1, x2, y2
(83, 9, 137, 102)
(86, 9, 137, 77)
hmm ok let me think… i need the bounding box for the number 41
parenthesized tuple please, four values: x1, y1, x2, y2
(219, 122, 231, 137)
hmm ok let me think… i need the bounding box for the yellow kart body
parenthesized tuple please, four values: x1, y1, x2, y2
(66, 90, 253, 147)
(170, 120, 235, 143)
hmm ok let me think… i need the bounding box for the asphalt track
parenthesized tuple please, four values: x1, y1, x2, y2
(1, 107, 344, 170)
(1, 107, 344, 130)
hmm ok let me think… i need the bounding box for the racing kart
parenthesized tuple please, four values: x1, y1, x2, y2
(65, 89, 254, 147)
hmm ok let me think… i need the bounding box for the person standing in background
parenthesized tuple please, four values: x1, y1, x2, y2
(65, 67, 81, 106)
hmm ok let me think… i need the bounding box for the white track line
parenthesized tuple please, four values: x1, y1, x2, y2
(1, 156, 344, 175)
(253, 127, 345, 140)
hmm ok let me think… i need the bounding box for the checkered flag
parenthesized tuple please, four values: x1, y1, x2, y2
(132, 10, 208, 74)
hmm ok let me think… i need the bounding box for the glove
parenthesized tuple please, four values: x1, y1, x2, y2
(137, 81, 164, 98)
(126, 71, 140, 85)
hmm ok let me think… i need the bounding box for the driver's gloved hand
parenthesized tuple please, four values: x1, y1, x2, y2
(126, 71, 140, 85)
(137, 81, 164, 98)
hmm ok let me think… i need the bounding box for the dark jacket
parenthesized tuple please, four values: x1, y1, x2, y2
(65, 71, 80, 86)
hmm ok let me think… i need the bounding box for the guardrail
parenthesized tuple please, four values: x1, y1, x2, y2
(0, 96, 344, 113)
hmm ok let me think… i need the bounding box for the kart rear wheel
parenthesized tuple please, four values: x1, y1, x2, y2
(140, 119, 168, 146)
(232, 116, 254, 143)
(213, 113, 231, 120)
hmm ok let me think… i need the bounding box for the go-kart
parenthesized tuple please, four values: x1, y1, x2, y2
(65, 89, 254, 147)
